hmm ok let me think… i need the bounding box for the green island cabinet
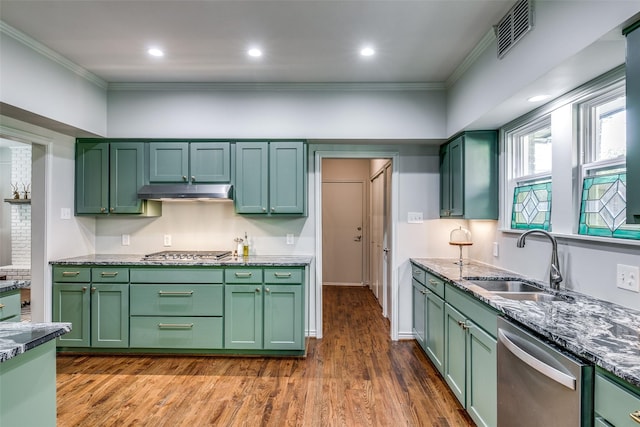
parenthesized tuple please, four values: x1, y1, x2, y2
(0, 340, 57, 427)
(148, 141, 231, 183)
(439, 130, 498, 219)
(224, 267, 304, 350)
(129, 267, 224, 349)
(411, 264, 445, 374)
(444, 283, 498, 427)
(235, 141, 306, 215)
(0, 289, 21, 322)
(52, 266, 129, 348)
(75, 140, 160, 216)
(594, 368, 640, 427)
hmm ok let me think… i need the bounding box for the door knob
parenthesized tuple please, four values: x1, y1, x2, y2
(354, 235, 362, 242)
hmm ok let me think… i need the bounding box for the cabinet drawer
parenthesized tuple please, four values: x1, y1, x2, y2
(91, 267, 129, 283)
(53, 267, 91, 282)
(595, 373, 640, 427)
(130, 316, 223, 349)
(411, 265, 426, 285)
(130, 284, 223, 316)
(0, 290, 21, 321)
(425, 272, 445, 299)
(445, 283, 498, 338)
(225, 268, 263, 284)
(130, 268, 223, 284)
(264, 269, 302, 284)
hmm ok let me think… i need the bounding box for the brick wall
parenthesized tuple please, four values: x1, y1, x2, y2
(10, 146, 31, 267)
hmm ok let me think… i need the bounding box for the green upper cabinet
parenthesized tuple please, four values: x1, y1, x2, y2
(149, 141, 230, 183)
(235, 141, 306, 215)
(440, 130, 498, 219)
(625, 23, 640, 224)
(76, 140, 158, 216)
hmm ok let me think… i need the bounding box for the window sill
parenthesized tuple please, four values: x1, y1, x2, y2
(499, 228, 640, 248)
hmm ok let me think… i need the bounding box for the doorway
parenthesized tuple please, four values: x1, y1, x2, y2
(316, 153, 398, 340)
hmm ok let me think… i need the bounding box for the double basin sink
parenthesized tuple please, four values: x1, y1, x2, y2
(464, 278, 571, 303)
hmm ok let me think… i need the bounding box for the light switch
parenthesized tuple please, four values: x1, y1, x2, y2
(122, 234, 130, 246)
(617, 264, 640, 292)
(163, 234, 172, 247)
(286, 234, 294, 245)
(407, 212, 423, 223)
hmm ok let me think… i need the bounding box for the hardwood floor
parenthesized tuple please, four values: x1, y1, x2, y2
(56, 286, 473, 426)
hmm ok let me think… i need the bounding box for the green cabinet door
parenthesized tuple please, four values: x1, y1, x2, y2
(264, 284, 303, 350)
(269, 141, 305, 214)
(439, 143, 452, 217)
(466, 321, 497, 427)
(53, 283, 91, 347)
(444, 303, 467, 406)
(412, 279, 427, 350)
(110, 142, 145, 214)
(235, 142, 269, 214)
(425, 292, 445, 375)
(449, 137, 464, 217)
(224, 284, 263, 349)
(190, 142, 231, 183)
(76, 142, 109, 214)
(149, 142, 189, 183)
(90, 283, 129, 348)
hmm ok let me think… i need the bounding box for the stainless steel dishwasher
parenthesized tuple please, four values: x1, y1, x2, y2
(497, 317, 593, 427)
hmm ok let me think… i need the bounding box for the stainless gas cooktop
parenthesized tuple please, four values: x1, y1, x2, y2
(142, 250, 232, 261)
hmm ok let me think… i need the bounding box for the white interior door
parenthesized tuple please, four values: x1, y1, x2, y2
(322, 181, 364, 285)
(383, 163, 392, 318)
(370, 172, 384, 303)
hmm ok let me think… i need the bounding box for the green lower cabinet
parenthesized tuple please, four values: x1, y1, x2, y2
(594, 369, 640, 427)
(425, 291, 445, 374)
(0, 290, 21, 322)
(444, 302, 497, 427)
(130, 316, 223, 349)
(264, 284, 303, 350)
(53, 283, 129, 348)
(412, 279, 427, 350)
(224, 284, 263, 349)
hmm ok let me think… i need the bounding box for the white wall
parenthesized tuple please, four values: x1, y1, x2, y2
(107, 87, 446, 139)
(0, 28, 108, 136)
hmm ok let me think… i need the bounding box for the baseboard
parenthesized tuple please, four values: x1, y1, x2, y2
(323, 282, 365, 287)
(397, 331, 416, 340)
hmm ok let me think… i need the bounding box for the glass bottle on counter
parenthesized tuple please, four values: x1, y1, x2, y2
(243, 232, 249, 257)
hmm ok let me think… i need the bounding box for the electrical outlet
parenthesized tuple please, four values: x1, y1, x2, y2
(121, 234, 130, 246)
(286, 234, 294, 245)
(617, 264, 640, 292)
(163, 234, 172, 247)
(60, 208, 71, 220)
(492, 242, 499, 257)
(407, 212, 423, 223)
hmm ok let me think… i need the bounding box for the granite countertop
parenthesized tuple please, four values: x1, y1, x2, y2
(0, 322, 71, 363)
(50, 254, 313, 266)
(0, 280, 31, 293)
(411, 258, 640, 388)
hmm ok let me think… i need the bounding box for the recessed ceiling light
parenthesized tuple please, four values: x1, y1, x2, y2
(247, 48, 263, 58)
(527, 94, 551, 102)
(147, 48, 164, 57)
(360, 47, 376, 57)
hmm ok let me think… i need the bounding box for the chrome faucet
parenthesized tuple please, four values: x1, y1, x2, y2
(516, 229, 563, 290)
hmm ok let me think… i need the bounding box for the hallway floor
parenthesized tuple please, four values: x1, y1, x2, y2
(56, 286, 473, 426)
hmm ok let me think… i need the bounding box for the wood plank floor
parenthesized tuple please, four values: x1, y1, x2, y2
(56, 286, 474, 426)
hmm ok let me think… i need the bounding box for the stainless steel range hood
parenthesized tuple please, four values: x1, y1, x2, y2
(137, 184, 233, 200)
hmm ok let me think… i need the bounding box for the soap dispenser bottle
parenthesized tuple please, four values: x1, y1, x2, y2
(243, 232, 249, 257)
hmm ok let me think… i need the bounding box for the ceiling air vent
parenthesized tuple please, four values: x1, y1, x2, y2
(495, 0, 534, 59)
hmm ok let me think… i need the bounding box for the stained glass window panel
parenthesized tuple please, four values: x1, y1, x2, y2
(511, 181, 551, 230)
(579, 172, 640, 239)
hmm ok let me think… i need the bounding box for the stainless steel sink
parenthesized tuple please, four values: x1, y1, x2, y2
(491, 292, 569, 302)
(465, 278, 543, 293)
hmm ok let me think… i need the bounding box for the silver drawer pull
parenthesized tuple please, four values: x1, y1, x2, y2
(428, 279, 439, 285)
(158, 323, 194, 329)
(62, 271, 80, 277)
(235, 272, 253, 278)
(158, 291, 194, 296)
(631, 411, 640, 424)
(274, 272, 292, 278)
(100, 272, 118, 277)
(0, 304, 5, 309)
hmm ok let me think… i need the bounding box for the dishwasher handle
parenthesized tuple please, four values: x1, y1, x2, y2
(498, 329, 577, 390)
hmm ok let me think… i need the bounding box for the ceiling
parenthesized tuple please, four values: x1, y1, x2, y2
(0, 0, 515, 84)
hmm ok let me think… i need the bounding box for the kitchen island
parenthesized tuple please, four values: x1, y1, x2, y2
(50, 254, 312, 355)
(0, 280, 31, 322)
(0, 321, 71, 427)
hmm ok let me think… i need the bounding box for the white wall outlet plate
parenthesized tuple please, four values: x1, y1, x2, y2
(121, 234, 130, 246)
(617, 264, 640, 292)
(60, 208, 71, 220)
(407, 212, 423, 223)
(286, 234, 294, 245)
(163, 234, 172, 247)
(492, 242, 499, 257)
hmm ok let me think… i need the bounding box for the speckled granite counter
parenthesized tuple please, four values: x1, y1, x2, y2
(50, 254, 313, 266)
(411, 258, 640, 388)
(0, 280, 31, 293)
(0, 322, 71, 362)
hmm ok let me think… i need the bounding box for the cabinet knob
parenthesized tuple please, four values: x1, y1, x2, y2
(182, 176, 187, 181)
(110, 207, 115, 212)
(100, 207, 106, 213)
(265, 288, 270, 293)
(91, 287, 96, 293)
(82, 286, 87, 292)
(0, 304, 5, 309)
(262, 207, 266, 212)
(191, 176, 196, 182)
(271, 207, 275, 212)
(255, 287, 261, 293)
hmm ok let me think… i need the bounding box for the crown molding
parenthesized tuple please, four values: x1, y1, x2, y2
(0, 124, 53, 145)
(446, 28, 496, 88)
(108, 81, 446, 92)
(1, 21, 108, 90)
